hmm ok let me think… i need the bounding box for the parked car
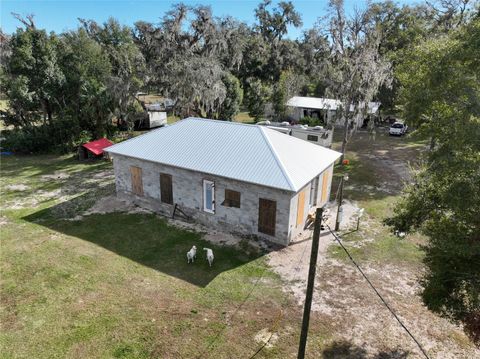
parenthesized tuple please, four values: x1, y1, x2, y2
(389, 122, 408, 136)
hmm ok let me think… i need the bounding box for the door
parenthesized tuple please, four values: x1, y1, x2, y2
(296, 189, 306, 227)
(160, 173, 173, 204)
(203, 180, 215, 213)
(130, 166, 143, 196)
(309, 177, 319, 207)
(258, 198, 276, 236)
(321, 170, 330, 203)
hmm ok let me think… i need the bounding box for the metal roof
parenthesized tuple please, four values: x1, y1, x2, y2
(287, 96, 380, 114)
(105, 118, 341, 192)
(82, 138, 113, 156)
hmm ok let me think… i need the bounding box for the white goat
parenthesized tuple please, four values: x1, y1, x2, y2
(203, 248, 214, 267)
(187, 245, 197, 263)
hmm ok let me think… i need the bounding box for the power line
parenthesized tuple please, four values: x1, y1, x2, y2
(195, 256, 271, 359)
(325, 224, 431, 359)
(248, 226, 312, 359)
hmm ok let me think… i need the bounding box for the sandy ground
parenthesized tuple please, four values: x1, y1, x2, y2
(265, 202, 479, 358)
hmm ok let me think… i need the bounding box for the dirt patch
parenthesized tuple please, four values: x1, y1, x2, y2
(4, 184, 29, 191)
(267, 198, 479, 358)
(0, 216, 9, 226)
(40, 171, 71, 181)
(254, 328, 279, 348)
(82, 195, 148, 216)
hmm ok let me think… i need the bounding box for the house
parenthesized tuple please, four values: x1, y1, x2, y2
(287, 96, 381, 129)
(105, 118, 341, 246)
(257, 121, 333, 148)
(78, 138, 113, 160)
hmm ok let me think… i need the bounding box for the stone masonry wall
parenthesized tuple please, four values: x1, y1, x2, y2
(287, 164, 334, 240)
(112, 154, 294, 246)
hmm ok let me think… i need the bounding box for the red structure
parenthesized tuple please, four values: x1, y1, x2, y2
(79, 138, 113, 160)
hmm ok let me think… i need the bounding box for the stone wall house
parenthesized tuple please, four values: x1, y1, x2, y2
(105, 118, 341, 246)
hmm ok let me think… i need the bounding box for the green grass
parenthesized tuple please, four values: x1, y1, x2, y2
(167, 114, 180, 124)
(0, 154, 300, 358)
(328, 129, 426, 267)
(234, 111, 255, 123)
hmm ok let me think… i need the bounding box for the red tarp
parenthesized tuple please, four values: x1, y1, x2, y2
(82, 138, 113, 156)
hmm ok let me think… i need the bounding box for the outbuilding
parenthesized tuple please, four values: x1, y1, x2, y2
(287, 96, 380, 130)
(78, 138, 113, 160)
(105, 118, 341, 246)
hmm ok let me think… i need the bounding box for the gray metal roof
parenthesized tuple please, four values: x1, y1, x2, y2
(105, 118, 341, 192)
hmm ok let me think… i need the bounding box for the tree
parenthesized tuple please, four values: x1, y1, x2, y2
(79, 18, 145, 131)
(254, 0, 302, 43)
(218, 73, 243, 120)
(245, 78, 271, 121)
(59, 28, 113, 138)
(367, 1, 434, 111)
(1, 19, 65, 128)
(317, 0, 392, 162)
(133, 4, 228, 117)
(386, 16, 480, 343)
(271, 70, 306, 119)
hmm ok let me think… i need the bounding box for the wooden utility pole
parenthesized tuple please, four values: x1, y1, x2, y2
(297, 207, 323, 359)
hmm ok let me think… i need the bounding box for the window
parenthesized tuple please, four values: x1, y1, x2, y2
(307, 134, 318, 142)
(222, 189, 241, 208)
(160, 173, 173, 204)
(310, 177, 319, 207)
(203, 180, 215, 213)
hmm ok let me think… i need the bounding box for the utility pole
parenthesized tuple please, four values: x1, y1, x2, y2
(335, 174, 348, 231)
(297, 206, 323, 359)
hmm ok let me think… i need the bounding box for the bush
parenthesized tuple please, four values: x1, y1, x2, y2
(2, 117, 84, 153)
(299, 116, 325, 127)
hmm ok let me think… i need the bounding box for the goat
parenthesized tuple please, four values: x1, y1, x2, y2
(203, 248, 214, 267)
(187, 245, 197, 263)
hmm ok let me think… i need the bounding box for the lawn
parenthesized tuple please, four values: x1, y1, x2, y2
(0, 155, 312, 358)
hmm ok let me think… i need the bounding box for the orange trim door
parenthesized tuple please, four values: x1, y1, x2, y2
(321, 171, 329, 203)
(296, 189, 306, 227)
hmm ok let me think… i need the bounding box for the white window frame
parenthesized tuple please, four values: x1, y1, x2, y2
(203, 179, 215, 214)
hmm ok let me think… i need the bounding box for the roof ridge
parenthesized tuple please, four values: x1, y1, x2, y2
(185, 117, 261, 129)
(258, 126, 296, 191)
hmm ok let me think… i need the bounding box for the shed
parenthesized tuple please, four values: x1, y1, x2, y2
(105, 118, 341, 246)
(79, 138, 113, 160)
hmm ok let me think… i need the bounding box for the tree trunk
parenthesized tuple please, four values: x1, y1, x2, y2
(339, 116, 349, 163)
(430, 136, 436, 150)
(339, 100, 352, 163)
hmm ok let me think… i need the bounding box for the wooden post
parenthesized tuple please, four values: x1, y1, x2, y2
(297, 207, 323, 359)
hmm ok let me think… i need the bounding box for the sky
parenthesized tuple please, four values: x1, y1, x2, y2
(1, 0, 419, 39)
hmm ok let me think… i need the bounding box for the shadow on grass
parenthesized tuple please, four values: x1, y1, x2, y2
(23, 193, 265, 288)
(322, 341, 409, 358)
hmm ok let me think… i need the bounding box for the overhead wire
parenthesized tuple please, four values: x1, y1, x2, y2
(248, 230, 312, 358)
(325, 223, 431, 359)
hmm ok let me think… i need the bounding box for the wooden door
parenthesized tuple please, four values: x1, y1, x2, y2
(296, 189, 306, 227)
(321, 170, 329, 203)
(130, 166, 143, 196)
(160, 173, 173, 204)
(258, 198, 276, 236)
